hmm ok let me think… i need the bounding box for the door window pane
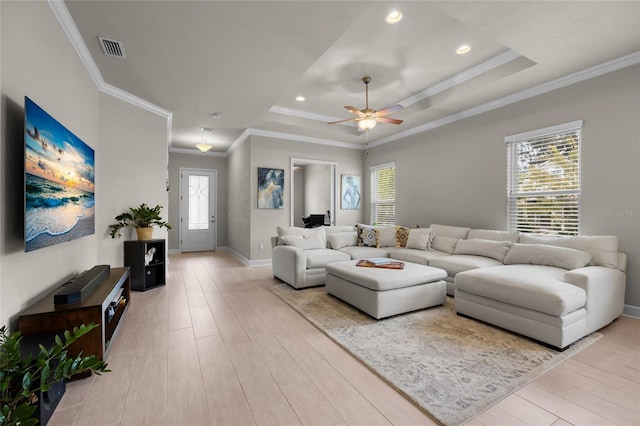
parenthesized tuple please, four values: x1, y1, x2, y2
(189, 175, 209, 230)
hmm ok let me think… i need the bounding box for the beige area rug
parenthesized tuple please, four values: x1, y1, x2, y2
(270, 284, 601, 426)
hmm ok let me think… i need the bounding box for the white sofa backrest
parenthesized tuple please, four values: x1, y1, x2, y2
(468, 229, 519, 242)
(429, 224, 470, 239)
(276, 226, 327, 248)
(519, 234, 620, 269)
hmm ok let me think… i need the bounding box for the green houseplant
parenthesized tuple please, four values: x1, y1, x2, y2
(0, 323, 109, 425)
(108, 203, 171, 240)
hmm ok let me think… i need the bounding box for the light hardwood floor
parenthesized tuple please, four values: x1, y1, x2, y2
(50, 251, 639, 426)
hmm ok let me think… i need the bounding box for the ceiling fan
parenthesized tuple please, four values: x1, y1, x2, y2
(328, 76, 403, 131)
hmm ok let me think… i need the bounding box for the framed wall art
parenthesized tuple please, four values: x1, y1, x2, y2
(341, 174, 361, 210)
(258, 167, 284, 209)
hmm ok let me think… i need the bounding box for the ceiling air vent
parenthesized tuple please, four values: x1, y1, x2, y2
(98, 36, 126, 58)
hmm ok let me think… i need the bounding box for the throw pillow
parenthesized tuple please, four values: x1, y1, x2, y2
(375, 226, 397, 248)
(454, 238, 512, 262)
(431, 236, 458, 254)
(356, 224, 377, 247)
(395, 225, 411, 247)
(503, 243, 592, 270)
(405, 228, 433, 251)
(328, 232, 357, 250)
(279, 234, 325, 250)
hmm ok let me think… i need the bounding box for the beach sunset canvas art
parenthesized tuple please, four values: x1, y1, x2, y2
(25, 97, 95, 252)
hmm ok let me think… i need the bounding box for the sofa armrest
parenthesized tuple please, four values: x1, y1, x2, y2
(272, 245, 307, 288)
(564, 266, 626, 332)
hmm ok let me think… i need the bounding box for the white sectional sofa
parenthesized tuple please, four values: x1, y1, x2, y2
(271, 224, 626, 349)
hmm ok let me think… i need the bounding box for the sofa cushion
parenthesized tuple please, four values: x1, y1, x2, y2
(356, 224, 377, 247)
(406, 228, 433, 250)
(279, 234, 325, 250)
(306, 249, 351, 269)
(456, 265, 586, 316)
(504, 243, 591, 270)
(430, 254, 504, 277)
(429, 224, 470, 239)
(324, 226, 356, 248)
(467, 229, 520, 242)
(519, 234, 619, 268)
(432, 236, 458, 254)
(388, 248, 449, 265)
(454, 238, 512, 262)
(277, 226, 327, 247)
(327, 232, 357, 250)
(338, 245, 389, 260)
(375, 226, 397, 248)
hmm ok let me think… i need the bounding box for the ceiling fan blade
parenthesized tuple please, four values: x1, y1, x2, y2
(345, 106, 365, 117)
(375, 104, 403, 117)
(328, 117, 358, 125)
(376, 117, 404, 125)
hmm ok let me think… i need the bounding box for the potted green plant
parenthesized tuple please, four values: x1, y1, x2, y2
(108, 203, 172, 240)
(0, 323, 109, 425)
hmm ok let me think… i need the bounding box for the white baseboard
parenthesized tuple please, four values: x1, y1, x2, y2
(168, 248, 181, 255)
(623, 304, 640, 319)
(226, 248, 272, 267)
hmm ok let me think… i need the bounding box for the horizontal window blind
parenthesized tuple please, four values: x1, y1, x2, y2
(370, 162, 395, 226)
(507, 121, 582, 236)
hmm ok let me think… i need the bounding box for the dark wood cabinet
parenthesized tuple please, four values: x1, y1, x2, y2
(18, 267, 131, 360)
(124, 239, 166, 291)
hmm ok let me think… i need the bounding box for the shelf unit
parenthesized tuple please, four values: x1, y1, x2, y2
(124, 239, 166, 291)
(18, 267, 131, 360)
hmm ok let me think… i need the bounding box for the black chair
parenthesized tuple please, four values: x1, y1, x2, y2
(302, 214, 325, 228)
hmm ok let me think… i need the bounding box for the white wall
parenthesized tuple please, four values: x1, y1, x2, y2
(1, 1, 99, 327)
(97, 94, 169, 267)
(247, 135, 364, 262)
(227, 139, 251, 260)
(304, 163, 331, 215)
(366, 64, 640, 308)
(168, 152, 228, 251)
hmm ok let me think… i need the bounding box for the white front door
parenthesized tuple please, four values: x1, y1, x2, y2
(180, 168, 216, 252)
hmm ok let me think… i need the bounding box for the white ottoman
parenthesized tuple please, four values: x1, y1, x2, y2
(325, 260, 447, 319)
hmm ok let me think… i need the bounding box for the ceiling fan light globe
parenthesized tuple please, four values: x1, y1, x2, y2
(358, 118, 377, 131)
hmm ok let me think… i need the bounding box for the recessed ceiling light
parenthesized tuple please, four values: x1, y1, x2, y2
(295, 96, 306, 102)
(201, 127, 214, 132)
(456, 44, 471, 55)
(385, 10, 402, 24)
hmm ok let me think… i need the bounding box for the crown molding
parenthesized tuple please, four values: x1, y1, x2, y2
(48, 0, 104, 88)
(170, 147, 227, 157)
(370, 51, 640, 148)
(48, 0, 172, 146)
(268, 106, 354, 126)
(226, 129, 253, 155)
(398, 49, 523, 107)
(250, 129, 364, 150)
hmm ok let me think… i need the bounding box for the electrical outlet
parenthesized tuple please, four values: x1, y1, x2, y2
(259, 243, 264, 250)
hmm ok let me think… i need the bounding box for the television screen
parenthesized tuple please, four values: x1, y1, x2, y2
(24, 97, 95, 252)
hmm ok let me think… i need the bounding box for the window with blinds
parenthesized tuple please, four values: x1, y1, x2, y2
(506, 120, 582, 236)
(370, 162, 395, 226)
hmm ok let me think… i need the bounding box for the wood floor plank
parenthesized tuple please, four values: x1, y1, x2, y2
(491, 393, 558, 425)
(516, 380, 617, 426)
(190, 304, 220, 338)
(197, 334, 257, 425)
(165, 374, 210, 426)
(223, 339, 301, 426)
(167, 327, 201, 379)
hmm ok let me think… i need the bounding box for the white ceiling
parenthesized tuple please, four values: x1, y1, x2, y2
(64, 1, 640, 154)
